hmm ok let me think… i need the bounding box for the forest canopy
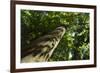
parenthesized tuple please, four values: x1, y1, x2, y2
(21, 9, 90, 61)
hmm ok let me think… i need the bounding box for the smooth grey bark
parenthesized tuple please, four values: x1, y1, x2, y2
(21, 26, 66, 63)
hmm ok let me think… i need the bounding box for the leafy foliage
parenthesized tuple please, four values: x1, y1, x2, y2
(21, 10, 90, 61)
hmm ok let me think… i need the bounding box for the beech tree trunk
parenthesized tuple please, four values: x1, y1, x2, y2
(21, 26, 66, 63)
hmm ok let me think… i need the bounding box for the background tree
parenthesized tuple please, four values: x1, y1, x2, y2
(21, 10, 90, 61)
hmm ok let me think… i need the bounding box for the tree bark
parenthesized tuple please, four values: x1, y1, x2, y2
(21, 26, 66, 63)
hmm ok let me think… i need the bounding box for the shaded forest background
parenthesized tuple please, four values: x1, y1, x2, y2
(21, 10, 90, 61)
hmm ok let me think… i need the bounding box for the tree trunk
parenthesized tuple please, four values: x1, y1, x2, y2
(21, 26, 66, 63)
